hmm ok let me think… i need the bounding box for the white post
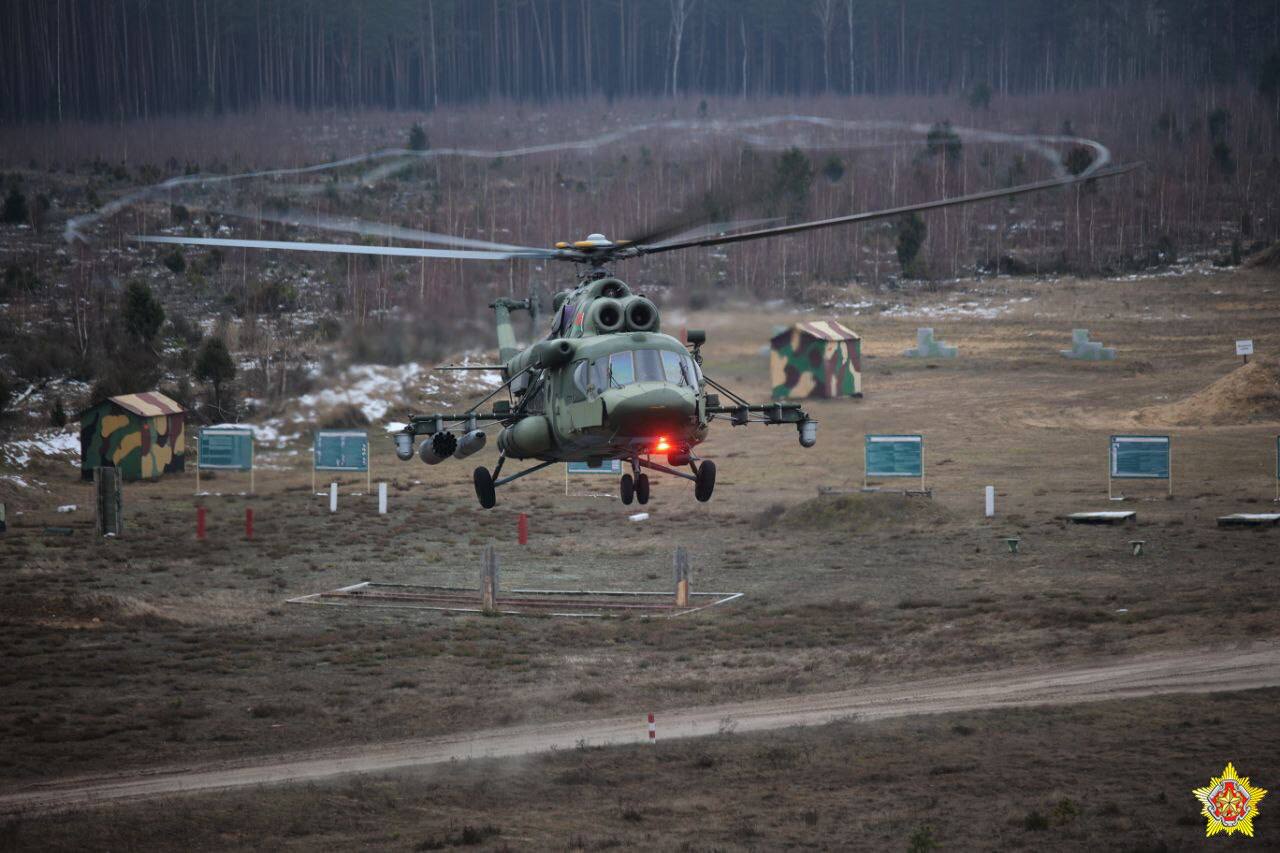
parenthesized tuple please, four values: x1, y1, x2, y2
(984, 485, 995, 518)
(378, 481, 388, 515)
(329, 482, 338, 513)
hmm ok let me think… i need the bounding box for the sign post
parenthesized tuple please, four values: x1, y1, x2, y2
(1236, 339, 1254, 365)
(864, 434, 925, 492)
(197, 427, 255, 494)
(313, 430, 371, 494)
(1109, 435, 1172, 499)
(565, 459, 623, 495)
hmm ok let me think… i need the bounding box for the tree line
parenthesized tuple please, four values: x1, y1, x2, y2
(4, 0, 1279, 122)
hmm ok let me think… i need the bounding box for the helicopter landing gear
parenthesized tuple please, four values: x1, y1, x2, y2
(473, 466, 497, 509)
(620, 473, 635, 505)
(473, 455, 558, 509)
(635, 473, 651, 504)
(694, 460, 717, 502)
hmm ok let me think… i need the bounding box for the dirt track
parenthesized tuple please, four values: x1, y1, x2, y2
(4, 641, 1276, 816)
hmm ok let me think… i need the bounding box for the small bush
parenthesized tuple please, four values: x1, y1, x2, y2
(2, 186, 28, 224)
(907, 825, 939, 853)
(896, 213, 927, 277)
(967, 81, 992, 109)
(408, 123, 429, 151)
(162, 249, 186, 273)
(1023, 809, 1050, 831)
(821, 155, 845, 183)
(925, 121, 962, 162)
(49, 395, 67, 427)
(1064, 145, 1095, 176)
(320, 403, 370, 429)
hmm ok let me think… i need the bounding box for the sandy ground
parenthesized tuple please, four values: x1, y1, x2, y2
(2, 640, 1277, 816)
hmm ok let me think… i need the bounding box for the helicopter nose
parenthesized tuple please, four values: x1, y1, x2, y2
(606, 385, 696, 435)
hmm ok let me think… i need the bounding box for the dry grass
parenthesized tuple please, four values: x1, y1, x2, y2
(7, 688, 1276, 851)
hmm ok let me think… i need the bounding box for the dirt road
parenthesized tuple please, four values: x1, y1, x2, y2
(3, 641, 1276, 815)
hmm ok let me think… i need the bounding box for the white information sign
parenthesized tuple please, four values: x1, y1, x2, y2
(1236, 339, 1254, 356)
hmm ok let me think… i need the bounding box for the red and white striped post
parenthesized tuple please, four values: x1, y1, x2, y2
(245, 507, 254, 540)
(648, 712, 656, 745)
(196, 506, 206, 540)
(517, 512, 529, 545)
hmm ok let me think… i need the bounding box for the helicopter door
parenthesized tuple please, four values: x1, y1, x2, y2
(564, 359, 604, 431)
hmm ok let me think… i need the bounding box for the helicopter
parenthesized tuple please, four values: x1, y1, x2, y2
(135, 162, 1135, 508)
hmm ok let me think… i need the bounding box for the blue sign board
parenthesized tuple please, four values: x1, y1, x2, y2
(314, 430, 369, 472)
(1110, 435, 1170, 479)
(567, 459, 622, 475)
(865, 434, 923, 478)
(198, 428, 253, 471)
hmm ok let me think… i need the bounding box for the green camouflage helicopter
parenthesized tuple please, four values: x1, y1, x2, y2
(136, 164, 1133, 508)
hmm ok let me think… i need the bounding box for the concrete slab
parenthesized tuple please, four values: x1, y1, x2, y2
(1217, 513, 1280, 528)
(1069, 511, 1137, 524)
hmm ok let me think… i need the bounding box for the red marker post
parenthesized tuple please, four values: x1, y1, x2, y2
(196, 506, 206, 540)
(245, 507, 254, 540)
(518, 512, 529, 545)
(648, 712, 656, 744)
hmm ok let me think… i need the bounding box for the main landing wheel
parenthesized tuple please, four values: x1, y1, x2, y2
(620, 473, 635, 505)
(473, 466, 497, 509)
(635, 473, 651, 504)
(694, 460, 717, 503)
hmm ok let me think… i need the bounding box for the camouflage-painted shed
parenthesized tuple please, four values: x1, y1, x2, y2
(79, 392, 187, 481)
(770, 320, 863, 399)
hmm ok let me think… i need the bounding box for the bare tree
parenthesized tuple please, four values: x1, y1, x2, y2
(668, 0, 696, 97)
(813, 0, 835, 93)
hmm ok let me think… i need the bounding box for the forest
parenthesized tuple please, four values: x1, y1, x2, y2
(4, 0, 1280, 122)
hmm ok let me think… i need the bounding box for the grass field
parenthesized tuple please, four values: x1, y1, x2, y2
(1, 264, 1279, 846)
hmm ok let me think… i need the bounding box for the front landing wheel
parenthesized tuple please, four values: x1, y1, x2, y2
(635, 473, 651, 504)
(474, 466, 497, 509)
(694, 460, 717, 502)
(620, 473, 635, 505)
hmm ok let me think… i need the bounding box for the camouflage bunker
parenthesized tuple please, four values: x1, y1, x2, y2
(770, 320, 863, 399)
(79, 392, 187, 481)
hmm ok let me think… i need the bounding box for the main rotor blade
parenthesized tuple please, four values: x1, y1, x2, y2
(209, 205, 554, 255)
(639, 164, 1140, 256)
(132, 234, 551, 261)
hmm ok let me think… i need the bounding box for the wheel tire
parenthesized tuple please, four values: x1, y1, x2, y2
(620, 473, 635, 505)
(694, 460, 717, 502)
(473, 466, 497, 509)
(635, 473, 650, 504)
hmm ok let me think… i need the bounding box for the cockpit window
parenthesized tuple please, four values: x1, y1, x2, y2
(660, 350, 685, 385)
(635, 349, 664, 382)
(594, 348, 696, 388)
(571, 360, 590, 398)
(608, 351, 635, 387)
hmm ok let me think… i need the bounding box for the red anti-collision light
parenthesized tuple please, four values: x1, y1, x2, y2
(655, 436, 670, 453)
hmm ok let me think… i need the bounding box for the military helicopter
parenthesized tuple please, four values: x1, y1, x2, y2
(135, 163, 1134, 508)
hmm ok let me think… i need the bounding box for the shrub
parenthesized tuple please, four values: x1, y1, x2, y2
(123, 280, 165, 344)
(925, 121, 962, 162)
(821, 155, 846, 183)
(773, 148, 813, 219)
(408, 122, 429, 151)
(1207, 107, 1230, 142)
(896, 212, 927, 277)
(1212, 141, 1236, 176)
(162, 248, 186, 273)
(967, 81, 992, 109)
(49, 396, 67, 427)
(907, 825, 939, 853)
(1, 186, 28, 224)
(320, 403, 370, 429)
(1023, 809, 1050, 831)
(1064, 145, 1095, 176)
(170, 203, 190, 224)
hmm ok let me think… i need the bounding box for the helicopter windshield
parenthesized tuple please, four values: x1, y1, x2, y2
(582, 347, 698, 392)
